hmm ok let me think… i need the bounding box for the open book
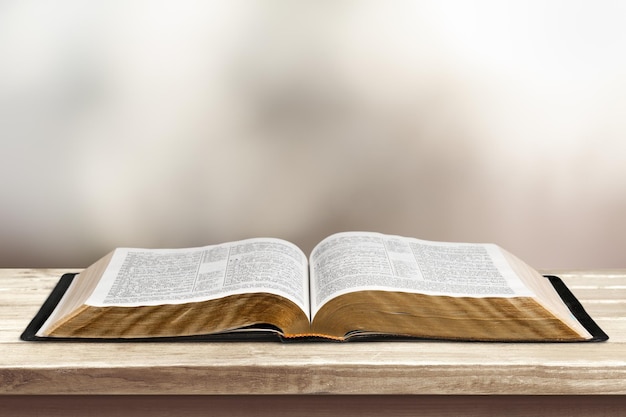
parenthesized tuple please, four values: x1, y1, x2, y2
(22, 232, 608, 342)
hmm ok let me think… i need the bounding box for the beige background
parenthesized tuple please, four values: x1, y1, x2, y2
(1, 1, 625, 268)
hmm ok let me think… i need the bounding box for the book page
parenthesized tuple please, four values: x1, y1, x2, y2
(309, 232, 534, 317)
(85, 238, 310, 319)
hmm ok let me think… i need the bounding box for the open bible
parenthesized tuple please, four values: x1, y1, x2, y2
(22, 232, 608, 342)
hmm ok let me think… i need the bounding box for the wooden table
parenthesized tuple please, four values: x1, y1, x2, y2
(1, 269, 625, 416)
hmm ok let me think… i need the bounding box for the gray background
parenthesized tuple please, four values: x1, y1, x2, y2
(1, 1, 625, 268)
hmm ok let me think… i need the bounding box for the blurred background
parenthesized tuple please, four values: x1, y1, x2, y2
(1, 0, 625, 269)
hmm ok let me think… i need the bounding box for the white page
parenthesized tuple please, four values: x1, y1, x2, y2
(309, 232, 534, 317)
(85, 238, 310, 319)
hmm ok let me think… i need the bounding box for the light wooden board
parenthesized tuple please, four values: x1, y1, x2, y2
(1, 269, 625, 395)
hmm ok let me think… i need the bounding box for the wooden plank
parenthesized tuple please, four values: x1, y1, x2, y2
(1, 269, 624, 396)
(2, 339, 625, 395)
(1, 395, 626, 417)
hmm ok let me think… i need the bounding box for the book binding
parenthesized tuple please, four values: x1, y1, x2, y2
(20, 273, 609, 342)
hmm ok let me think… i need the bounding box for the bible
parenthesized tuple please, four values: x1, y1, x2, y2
(22, 231, 608, 342)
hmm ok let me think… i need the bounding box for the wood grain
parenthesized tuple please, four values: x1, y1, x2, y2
(0, 269, 625, 396)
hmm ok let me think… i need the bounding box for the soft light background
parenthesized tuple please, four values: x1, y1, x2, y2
(1, 0, 625, 268)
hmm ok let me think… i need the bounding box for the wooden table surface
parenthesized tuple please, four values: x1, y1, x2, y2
(1, 268, 625, 416)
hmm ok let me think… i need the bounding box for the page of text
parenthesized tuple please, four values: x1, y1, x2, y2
(309, 232, 534, 317)
(85, 238, 310, 319)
